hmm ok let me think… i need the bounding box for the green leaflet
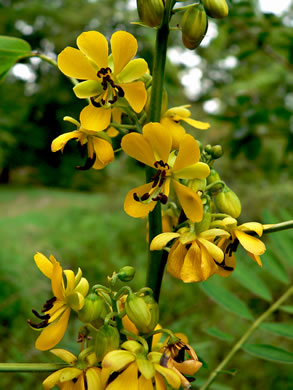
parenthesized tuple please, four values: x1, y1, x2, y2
(260, 322, 293, 339)
(205, 326, 234, 342)
(242, 344, 293, 364)
(0, 35, 32, 81)
(199, 279, 253, 320)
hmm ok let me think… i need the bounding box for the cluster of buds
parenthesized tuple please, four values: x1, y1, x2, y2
(29, 257, 202, 389)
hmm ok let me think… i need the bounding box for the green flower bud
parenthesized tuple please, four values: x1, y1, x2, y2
(141, 294, 159, 333)
(117, 266, 136, 282)
(137, 0, 165, 27)
(181, 4, 208, 50)
(202, 0, 229, 19)
(215, 186, 242, 218)
(204, 144, 212, 153)
(125, 293, 152, 334)
(188, 178, 207, 193)
(207, 168, 222, 192)
(78, 293, 107, 324)
(95, 324, 120, 361)
(194, 202, 212, 234)
(211, 145, 223, 159)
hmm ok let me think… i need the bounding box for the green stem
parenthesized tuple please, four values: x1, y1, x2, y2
(0, 363, 67, 372)
(199, 285, 293, 390)
(263, 220, 293, 234)
(145, 0, 175, 302)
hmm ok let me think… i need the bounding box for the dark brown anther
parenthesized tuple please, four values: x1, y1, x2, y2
(159, 194, 168, 204)
(116, 86, 125, 97)
(151, 170, 161, 188)
(42, 296, 57, 312)
(76, 154, 96, 170)
(133, 193, 140, 201)
(109, 96, 118, 104)
(158, 170, 166, 187)
(185, 243, 192, 250)
(214, 259, 234, 271)
(141, 193, 150, 201)
(32, 309, 50, 320)
(27, 319, 49, 329)
(90, 97, 102, 107)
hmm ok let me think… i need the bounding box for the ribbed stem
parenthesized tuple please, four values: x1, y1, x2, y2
(0, 363, 67, 372)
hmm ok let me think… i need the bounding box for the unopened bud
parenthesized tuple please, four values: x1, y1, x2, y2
(125, 293, 152, 334)
(141, 294, 159, 333)
(181, 4, 208, 50)
(78, 293, 107, 324)
(207, 168, 222, 192)
(211, 145, 223, 159)
(194, 202, 212, 234)
(215, 186, 242, 218)
(95, 324, 120, 361)
(204, 144, 212, 153)
(117, 266, 136, 282)
(202, 0, 229, 19)
(137, 0, 165, 27)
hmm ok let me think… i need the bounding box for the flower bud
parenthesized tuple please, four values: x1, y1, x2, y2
(78, 293, 107, 324)
(215, 186, 242, 218)
(181, 4, 208, 50)
(204, 144, 212, 153)
(211, 145, 223, 159)
(188, 178, 207, 193)
(207, 168, 222, 192)
(194, 202, 212, 234)
(125, 293, 152, 334)
(117, 266, 136, 282)
(141, 294, 159, 333)
(95, 324, 120, 361)
(202, 0, 229, 19)
(137, 0, 165, 27)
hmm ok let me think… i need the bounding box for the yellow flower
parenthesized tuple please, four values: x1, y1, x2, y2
(28, 253, 89, 351)
(102, 340, 181, 390)
(58, 31, 148, 131)
(160, 105, 210, 149)
(150, 227, 229, 283)
(215, 217, 266, 277)
(51, 116, 114, 170)
(121, 122, 210, 222)
(161, 339, 202, 389)
(43, 349, 103, 390)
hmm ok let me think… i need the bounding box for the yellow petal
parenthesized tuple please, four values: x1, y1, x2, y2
(75, 373, 86, 390)
(150, 233, 180, 251)
(111, 31, 137, 75)
(73, 80, 102, 99)
(105, 362, 138, 390)
(77, 31, 108, 69)
(48, 304, 67, 323)
(234, 230, 266, 255)
(120, 81, 147, 113)
(51, 261, 65, 301)
(167, 241, 187, 280)
(173, 162, 210, 180)
(154, 373, 166, 390)
(179, 242, 202, 283)
(59, 367, 82, 382)
(67, 291, 85, 311)
(172, 134, 200, 172)
(216, 253, 236, 277)
(197, 242, 218, 281)
(172, 180, 203, 222)
(136, 357, 155, 380)
(248, 252, 263, 267)
(43, 368, 65, 390)
(35, 308, 71, 351)
(143, 122, 172, 164)
(166, 105, 191, 118)
(239, 222, 263, 237)
(160, 117, 185, 150)
(80, 105, 111, 131)
(50, 349, 77, 364)
(124, 183, 157, 218)
(34, 252, 53, 279)
(58, 47, 97, 80)
(197, 238, 224, 263)
(154, 364, 181, 389)
(86, 367, 102, 390)
(74, 277, 89, 297)
(121, 133, 155, 166)
(64, 270, 75, 294)
(173, 359, 202, 376)
(200, 229, 230, 240)
(51, 131, 81, 153)
(116, 58, 148, 83)
(102, 350, 136, 371)
(91, 137, 114, 168)
(181, 117, 210, 129)
(138, 375, 154, 390)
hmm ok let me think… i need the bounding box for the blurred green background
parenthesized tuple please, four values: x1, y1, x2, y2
(0, 0, 293, 389)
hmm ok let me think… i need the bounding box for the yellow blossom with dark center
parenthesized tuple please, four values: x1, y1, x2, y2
(58, 31, 148, 131)
(28, 253, 89, 351)
(121, 122, 210, 222)
(51, 116, 114, 170)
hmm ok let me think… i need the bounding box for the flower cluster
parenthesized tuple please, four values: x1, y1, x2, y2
(29, 254, 202, 389)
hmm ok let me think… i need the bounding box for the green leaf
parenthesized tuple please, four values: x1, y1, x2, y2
(260, 322, 293, 339)
(279, 305, 293, 314)
(199, 279, 253, 320)
(233, 256, 272, 301)
(205, 326, 234, 342)
(242, 344, 293, 364)
(0, 36, 32, 80)
(261, 251, 289, 284)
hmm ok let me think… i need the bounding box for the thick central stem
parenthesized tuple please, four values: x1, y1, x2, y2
(145, 0, 174, 302)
